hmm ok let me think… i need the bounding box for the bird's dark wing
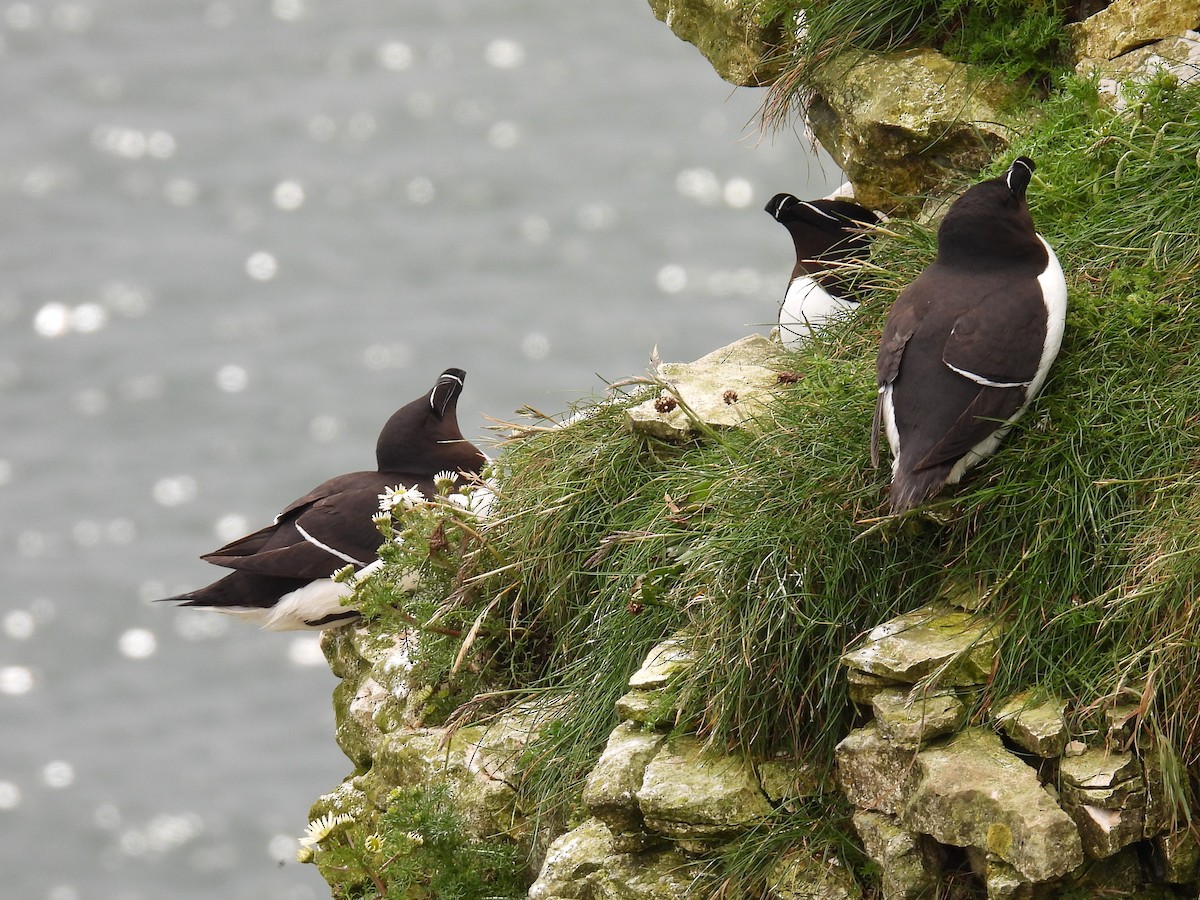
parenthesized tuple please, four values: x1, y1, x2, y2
(911, 384, 1027, 472)
(941, 280, 1047, 387)
(199, 522, 276, 562)
(872, 279, 931, 466)
(202, 471, 424, 578)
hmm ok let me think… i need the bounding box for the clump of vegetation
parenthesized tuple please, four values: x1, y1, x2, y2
(348, 74, 1200, 891)
(757, 0, 1073, 126)
(302, 784, 527, 900)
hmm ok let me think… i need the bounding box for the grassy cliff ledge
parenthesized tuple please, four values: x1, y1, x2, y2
(307, 76, 1200, 898)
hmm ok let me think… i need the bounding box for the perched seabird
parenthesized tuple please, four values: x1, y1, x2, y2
(160, 368, 487, 629)
(764, 192, 880, 345)
(871, 157, 1067, 514)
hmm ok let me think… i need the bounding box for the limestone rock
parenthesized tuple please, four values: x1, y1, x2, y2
(904, 728, 1083, 882)
(527, 818, 614, 900)
(756, 758, 821, 812)
(807, 50, 1017, 213)
(1078, 31, 1200, 110)
(628, 635, 696, 689)
(1059, 749, 1145, 858)
(768, 850, 863, 899)
(1069, 0, 1200, 60)
(528, 817, 706, 899)
(368, 707, 549, 845)
(1059, 749, 1140, 790)
(626, 335, 784, 440)
(646, 0, 784, 86)
(835, 723, 919, 817)
(615, 689, 674, 728)
(852, 810, 938, 900)
(981, 856, 1034, 899)
(841, 604, 1000, 688)
(846, 667, 905, 706)
(992, 691, 1068, 758)
(637, 735, 773, 841)
(324, 625, 415, 767)
(583, 722, 667, 841)
(871, 688, 966, 749)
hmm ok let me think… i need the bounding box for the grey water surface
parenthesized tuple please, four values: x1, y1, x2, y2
(0, 1, 840, 897)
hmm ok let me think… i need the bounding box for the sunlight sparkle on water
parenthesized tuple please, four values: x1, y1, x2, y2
(102, 281, 153, 317)
(244, 251, 278, 281)
(362, 342, 412, 371)
(378, 41, 413, 71)
(270, 0, 305, 22)
(656, 264, 687, 294)
(91, 124, 176, 160)
(118, 628, 157, 660)
(405, 176, 435, 204)
(42, 760, 75, 789)
(521, 332, 550, 361)
(4, 610, 35, 640)
(520, 214, 550, 244)
(484, 38, 525, 69)
(577, 202, 618, 231)
(675, 167, 722, 205)
(0, 781, 20, 809)
(214, 513, 248, 542)
(487, 120, 520, 150)
(308, 414, 340, 442)
(215, 363, 248, 393)
(152, 475, 197, 507)
(272, 179, 305, 210)
(0, 666, 34, 695)
(723, 177, 755, 209)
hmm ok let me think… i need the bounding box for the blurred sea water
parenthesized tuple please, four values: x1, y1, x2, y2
(0, 1, 841, 897)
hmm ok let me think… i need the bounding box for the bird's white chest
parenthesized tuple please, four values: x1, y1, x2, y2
(778, 276, 858, 347)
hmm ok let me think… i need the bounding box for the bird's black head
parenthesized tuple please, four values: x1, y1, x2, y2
(766, 194, 880, 276)
(1005, 157, 1035, 199)
(936, 157, 1043, 269)
(375, 368, 485, 476)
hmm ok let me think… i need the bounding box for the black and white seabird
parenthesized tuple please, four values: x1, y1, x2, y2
(871, 157, 1067, 515)
(160, 368, 487, 630)
(764, 192, 880, 346)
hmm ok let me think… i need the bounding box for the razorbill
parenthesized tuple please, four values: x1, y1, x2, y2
(764, 192, 880, 345)
(160, 368, 486, 629)
(871, 157, 1067, 514)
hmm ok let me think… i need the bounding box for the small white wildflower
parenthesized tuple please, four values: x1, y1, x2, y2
(363, 833, 383, 854)
(371, 510, 392, 526)
(299, 811, 353, 850)
(378, 484, 426, 512)
(432, 470, 458, 494)
(406, 830, 424, 847)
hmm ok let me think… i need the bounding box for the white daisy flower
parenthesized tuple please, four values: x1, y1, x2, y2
(433, 470, 458, 493)
(298, 811, 353, 850)
(378, 484, 426, 512)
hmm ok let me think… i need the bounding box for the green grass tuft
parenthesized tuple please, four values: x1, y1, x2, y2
(757, 0, 1073, 128)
